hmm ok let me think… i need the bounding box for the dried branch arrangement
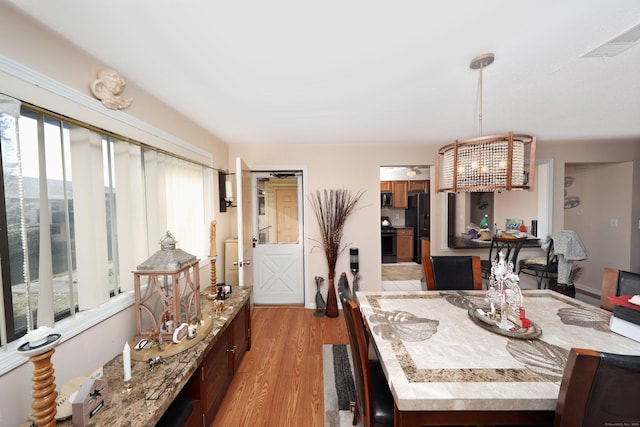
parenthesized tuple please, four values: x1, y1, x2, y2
(308, 188, 365, 280)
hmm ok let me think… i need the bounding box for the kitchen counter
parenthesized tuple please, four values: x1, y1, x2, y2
(57, 286, 252, 427)
(448, 236, 540, 249)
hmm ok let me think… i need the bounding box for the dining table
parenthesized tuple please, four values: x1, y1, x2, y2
(355, 289, 640, 426)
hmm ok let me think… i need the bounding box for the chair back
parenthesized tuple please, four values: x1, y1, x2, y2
(343, 300, 395, 427)
(342, 300, 368, 425)
(555, 347, 640, 427)
(482, 236, 527, 280)
(424, 256, 482, 290)
(490, 236, 526, 267)
(600, 268, 640, 311)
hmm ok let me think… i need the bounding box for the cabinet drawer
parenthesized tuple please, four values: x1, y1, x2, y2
(397, 228, 414, 236)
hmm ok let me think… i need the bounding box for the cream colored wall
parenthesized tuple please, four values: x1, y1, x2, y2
(228, 143, 437, 306)
(231, 140, 640, 306)
(565, 163, 633, 293)
(495, 186, 538, 233)
(538, 140, 640, 277)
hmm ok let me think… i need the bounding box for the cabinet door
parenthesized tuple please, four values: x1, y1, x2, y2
(202, 329, 233, 426)
(408, 180, 428, 193)
(392, 181, 408, 208)
(231, 300, 251, 370)
(396, 229, 414, 262)
(380, 181, 392, 192)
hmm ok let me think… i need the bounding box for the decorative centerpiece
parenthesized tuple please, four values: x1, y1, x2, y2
(486, 251, 528, 330)
(133, 231, 201, 341)
(469, 250, 541, 339)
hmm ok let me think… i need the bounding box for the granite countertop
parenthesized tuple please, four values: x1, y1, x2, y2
(58, 287, 251, 427)
(448, 236, 540, 249)
(356, 290, 640, 412)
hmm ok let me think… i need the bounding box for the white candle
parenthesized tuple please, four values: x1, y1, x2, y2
(123, 342, 132, 381)
(225, 180, 233, 199)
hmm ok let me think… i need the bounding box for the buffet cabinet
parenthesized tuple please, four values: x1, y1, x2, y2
(181, 298, 251, 426)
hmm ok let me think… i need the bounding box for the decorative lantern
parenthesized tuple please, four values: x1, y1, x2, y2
(133, 231, 201, 341)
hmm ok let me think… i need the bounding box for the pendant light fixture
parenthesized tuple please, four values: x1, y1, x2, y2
(436, 53, 536, 193)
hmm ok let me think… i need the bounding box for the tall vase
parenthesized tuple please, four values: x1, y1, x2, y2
(325, 277, 339, 318)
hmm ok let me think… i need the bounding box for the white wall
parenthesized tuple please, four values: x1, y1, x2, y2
(565, 162, 633, 294)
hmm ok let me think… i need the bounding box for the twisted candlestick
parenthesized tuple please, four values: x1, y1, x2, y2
(17, 332, 61, 427)
(208, 257, 217, 299)
(28, 349, 58, 426)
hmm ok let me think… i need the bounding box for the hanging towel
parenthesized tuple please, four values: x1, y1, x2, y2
(549, 230, 589, 284)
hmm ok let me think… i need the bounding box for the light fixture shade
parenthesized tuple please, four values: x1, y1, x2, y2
(436, 132, 536, 192)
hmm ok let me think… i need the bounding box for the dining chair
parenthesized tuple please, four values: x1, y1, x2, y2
(518, 237, 558, 289)
(343, 299, 394, 427)
(424, 255, 483, 291)
(600, 267, 640, 312)
(481, 236, 527, 280)
(554, 347, 640, 427)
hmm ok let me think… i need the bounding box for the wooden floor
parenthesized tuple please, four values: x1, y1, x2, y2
(211, 306, 350, 426)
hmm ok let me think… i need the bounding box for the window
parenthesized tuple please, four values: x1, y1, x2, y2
(0, 98, 209, 346)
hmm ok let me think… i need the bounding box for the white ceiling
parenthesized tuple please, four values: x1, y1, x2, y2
(7, 1, 640, 145)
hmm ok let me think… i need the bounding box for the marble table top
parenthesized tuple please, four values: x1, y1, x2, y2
(58, 287, 251, 427)
(355, 290, 640, 412)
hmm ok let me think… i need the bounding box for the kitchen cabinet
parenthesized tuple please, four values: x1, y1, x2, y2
(396, 228, 414, 262)
(182, 298, 251, 426)
(392, 181, 408, 208)
(380, 181, 392, 192)
(408, 180, 429, 193)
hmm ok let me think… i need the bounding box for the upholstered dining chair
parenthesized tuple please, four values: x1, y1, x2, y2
(343, 299, 394, 427)
(519, 238, 558, 289)
(554, 347, 640, 427)
(424, 256, 483, 291)
(481, 236, 527, 281)
(600, 267, 640, 312)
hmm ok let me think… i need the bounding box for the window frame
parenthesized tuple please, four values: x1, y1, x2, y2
(0, 98, 214, 375)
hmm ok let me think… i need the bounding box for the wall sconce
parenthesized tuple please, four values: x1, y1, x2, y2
(219, 171, 236, 212)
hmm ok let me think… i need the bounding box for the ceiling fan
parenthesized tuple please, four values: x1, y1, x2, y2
(406, 166, 423, 178)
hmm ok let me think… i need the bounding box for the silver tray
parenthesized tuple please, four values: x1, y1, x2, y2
(468, 308, 542, 340)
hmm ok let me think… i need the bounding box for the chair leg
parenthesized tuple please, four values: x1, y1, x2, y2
(350, 401, 358, 426)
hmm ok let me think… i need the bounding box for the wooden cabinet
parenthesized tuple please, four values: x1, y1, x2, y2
(183, 298, 251, 426)
(392, 181, 408, 208)
(396, 228, 414, 262)
(380, 181, 392, 192)
(408, 180, 429, 193)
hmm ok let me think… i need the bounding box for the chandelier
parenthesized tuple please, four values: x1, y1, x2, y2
(436, 54, 536, 193)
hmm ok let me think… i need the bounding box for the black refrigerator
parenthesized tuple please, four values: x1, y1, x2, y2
(405, 193, 430, 263)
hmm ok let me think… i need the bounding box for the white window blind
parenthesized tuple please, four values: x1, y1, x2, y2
(0, 93, 210, 349)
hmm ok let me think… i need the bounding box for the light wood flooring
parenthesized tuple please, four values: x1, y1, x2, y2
(211, 306, 349, 426)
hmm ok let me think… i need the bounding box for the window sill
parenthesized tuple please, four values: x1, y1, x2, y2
(0, 292, 135, 376)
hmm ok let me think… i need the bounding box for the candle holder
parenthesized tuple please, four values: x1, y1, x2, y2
(122, 379, 132, 395)
(17, 331, 62, 427)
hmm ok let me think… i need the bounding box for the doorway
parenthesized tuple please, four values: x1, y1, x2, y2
(252, 171, 305, 304)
